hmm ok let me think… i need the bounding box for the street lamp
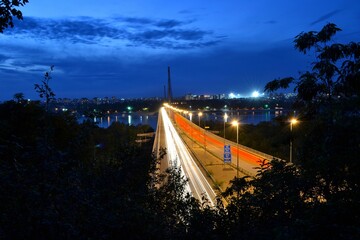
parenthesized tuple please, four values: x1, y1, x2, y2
(204, 126, 210, 154)
(290, 118, 298, 163)
(232, 120, 239, 178)
(189, 112, 193, 146)
(224, 113, 228, 144)
(198, 112, 203, 127)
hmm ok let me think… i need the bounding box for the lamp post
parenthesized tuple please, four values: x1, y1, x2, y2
(198, 112, 203, 127)
(224, 113, 228, 145)
(189, 112, 193, 146)
(290, 118, 298, 163)
(232, 120, 239, 178)
(204, 126, 209, 154)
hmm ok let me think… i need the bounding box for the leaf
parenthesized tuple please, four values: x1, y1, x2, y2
(279, 77, 294, 88)
(295, 72, 319, 101)
(264, 77, 293, 92)
(317, 23, 341, 43)
(264, 79, 280, 92)
(319, 44, 345, 62)
(294, 31, 318, 54)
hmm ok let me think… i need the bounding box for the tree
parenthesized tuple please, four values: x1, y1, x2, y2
(34, 65, 55, 112)
(264, 23, 360, 118)
(0, 0, 29, 33)
(260, 23, 360, 239)
(13, 92, 25, 103)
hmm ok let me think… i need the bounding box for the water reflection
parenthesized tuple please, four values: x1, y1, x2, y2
(184, 110, 289, 125)
(81, 109, 290, 130)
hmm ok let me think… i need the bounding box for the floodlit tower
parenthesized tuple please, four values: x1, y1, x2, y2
(167, 66, 173, 102)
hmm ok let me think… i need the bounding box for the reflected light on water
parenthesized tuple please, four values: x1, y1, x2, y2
(265, 111, 270, 121)
(128, 115, 132, 126)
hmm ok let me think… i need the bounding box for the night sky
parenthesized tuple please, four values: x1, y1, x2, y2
(1, 0, 359, 100)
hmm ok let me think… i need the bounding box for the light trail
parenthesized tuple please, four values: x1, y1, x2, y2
(174, 112, 274, 176)
(160, 107, 216, 206)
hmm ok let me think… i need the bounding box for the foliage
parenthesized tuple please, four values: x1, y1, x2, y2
(0, 100, 156, 239)
(256, 23, 360, 239)
(13, 92, 25, 103)
(0, 99, 221, 239)
(0, 0, 29, 32)
(265, 23, 360, 118)
(221, 157, 360, 239)
(34, 65, 56, 112)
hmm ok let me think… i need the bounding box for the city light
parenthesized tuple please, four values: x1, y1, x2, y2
(229, 92, 242, 99)
(252, 91, 260, 98)
(232, 120, 239, 126)
(290, 118, 298, 125)
(289, 118, 298, 163)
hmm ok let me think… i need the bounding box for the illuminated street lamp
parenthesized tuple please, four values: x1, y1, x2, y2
(224, 113, 228, 144)
(198, 112, 203, 127)
(204, 126, 210, 154)
(290, 118, 298, 163)
(232, 120, 239, 178)
(189, 112, 194, 146)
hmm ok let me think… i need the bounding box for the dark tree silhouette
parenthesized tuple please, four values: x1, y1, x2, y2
(0, 0, 29, 33)
(34, 65, 55, 111)
(13, 92, 25, 103)
(264, 23, 360, 117)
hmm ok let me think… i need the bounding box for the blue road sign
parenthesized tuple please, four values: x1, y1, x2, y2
(224, 145, 231, 163)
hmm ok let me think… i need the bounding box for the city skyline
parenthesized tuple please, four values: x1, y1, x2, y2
(1, 0, 359, 100)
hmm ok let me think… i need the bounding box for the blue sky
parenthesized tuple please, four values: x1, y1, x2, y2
(1, 0, 359, 100)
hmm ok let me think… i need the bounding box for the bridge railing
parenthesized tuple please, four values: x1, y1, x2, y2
(172, 110, 275, 162)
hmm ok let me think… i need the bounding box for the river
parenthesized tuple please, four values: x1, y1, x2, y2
(79, 109, 292, 130)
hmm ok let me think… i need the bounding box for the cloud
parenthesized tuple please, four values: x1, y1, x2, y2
(121, 17, 154, 25)
(138, 29, 209, 41)
(0, 59, 50, 74)
(310, 9, 342, 26)
(4, 16, 224, 50)
(156, 20, 184, 28)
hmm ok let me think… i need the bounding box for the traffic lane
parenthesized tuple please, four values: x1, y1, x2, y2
(175, 114, 262, 168)
(176, 121, 258, 175)
(162, 108, 216, 205)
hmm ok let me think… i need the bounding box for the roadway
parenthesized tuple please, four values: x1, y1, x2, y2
(173, 112, 273, 177)
(153, 107, 217, 206)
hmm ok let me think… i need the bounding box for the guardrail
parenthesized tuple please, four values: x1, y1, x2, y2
(174, 111, 275, 162)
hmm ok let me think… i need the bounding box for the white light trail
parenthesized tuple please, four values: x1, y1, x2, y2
(161, 107, 216, 206)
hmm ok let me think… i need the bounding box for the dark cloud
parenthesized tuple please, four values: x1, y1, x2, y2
(8, 17, 126, 43)
(0, 54, 8, 62)
(120, 17, 154, 25)
(310, 9, 342, 26)
(156, 20, 184, 28)
(138, 29, 209, 41)
(128, 28, 218, 50)
(4, 16, 223, 50)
